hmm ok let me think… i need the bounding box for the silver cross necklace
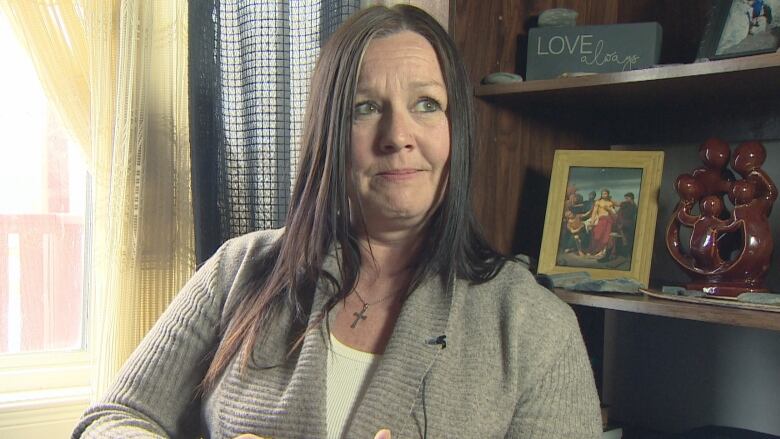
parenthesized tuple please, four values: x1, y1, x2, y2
(350, 289, 397, 329)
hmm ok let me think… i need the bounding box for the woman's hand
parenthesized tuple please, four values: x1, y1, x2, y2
(374, 429, 392, 439)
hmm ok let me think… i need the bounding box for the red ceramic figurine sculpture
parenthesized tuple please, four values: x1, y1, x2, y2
(666, 139, 777, 297)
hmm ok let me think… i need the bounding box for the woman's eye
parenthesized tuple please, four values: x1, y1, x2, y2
(414, 98, 442, 113)
(354, 101, 379, 117)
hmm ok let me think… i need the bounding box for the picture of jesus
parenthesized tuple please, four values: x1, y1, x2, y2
(555, 167, 644, 271)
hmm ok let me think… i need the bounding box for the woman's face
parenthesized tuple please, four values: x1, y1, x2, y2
(349, 31, 450, 235)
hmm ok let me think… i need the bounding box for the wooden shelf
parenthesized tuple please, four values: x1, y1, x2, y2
(476, 52, 780, 110)
(553, 289, 780, 332)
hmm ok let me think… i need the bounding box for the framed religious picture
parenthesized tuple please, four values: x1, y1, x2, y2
(537, 150, 664, 287)
(697, 0, 780, 61)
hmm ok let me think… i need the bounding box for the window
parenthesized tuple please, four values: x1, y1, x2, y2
(0, 6, 92, 424)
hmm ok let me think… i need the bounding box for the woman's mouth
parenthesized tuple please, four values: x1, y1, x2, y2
(376, 169, 421, 181)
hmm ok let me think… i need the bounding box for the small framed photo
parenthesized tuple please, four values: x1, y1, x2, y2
(537, 150, 664, 287)
(697, 0, 780, 61)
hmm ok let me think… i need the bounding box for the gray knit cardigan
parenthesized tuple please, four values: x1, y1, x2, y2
(73, 229, 602, 438)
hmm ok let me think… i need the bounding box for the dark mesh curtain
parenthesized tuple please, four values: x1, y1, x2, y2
(189, 0, 360, 263)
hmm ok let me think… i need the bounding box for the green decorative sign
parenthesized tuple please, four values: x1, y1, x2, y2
(526, 22, 663, 80)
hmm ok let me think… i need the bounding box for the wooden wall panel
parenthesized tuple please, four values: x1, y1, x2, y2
(453, 1, 526, 254)
(452, 0, 612, 255)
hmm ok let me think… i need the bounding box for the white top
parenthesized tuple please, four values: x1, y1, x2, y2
(326, 333, 382, 439)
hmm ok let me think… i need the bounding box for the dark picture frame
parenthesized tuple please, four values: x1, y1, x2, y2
(697, 0, 780, 61)
(537, 150, 664, 287)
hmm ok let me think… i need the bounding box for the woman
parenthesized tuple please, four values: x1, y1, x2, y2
(74, 6, 601, 438)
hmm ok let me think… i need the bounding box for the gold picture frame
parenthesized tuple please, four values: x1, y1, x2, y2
(537, 150, 664, 287)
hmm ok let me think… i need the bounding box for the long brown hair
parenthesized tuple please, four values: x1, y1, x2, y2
(202, 5, 506, 391)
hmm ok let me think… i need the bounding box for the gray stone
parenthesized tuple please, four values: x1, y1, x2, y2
(544, 271, 592, 289)
(540, 271, 642, 294)
(737, 292, 780, 305)
(661, 285, 707, 297)
(538, 8, 578, 27)
(481, 72, 524, 84)
(569, 278, 643, 294)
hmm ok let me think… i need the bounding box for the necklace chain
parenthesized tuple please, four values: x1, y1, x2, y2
(353, 288, 396, 307)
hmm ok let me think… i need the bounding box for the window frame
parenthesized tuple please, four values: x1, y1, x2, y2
(0, 351, 91, 396)
(0, 350, 91, 436)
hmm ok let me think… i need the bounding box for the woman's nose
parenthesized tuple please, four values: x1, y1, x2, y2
(378, 108, 414, 153)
